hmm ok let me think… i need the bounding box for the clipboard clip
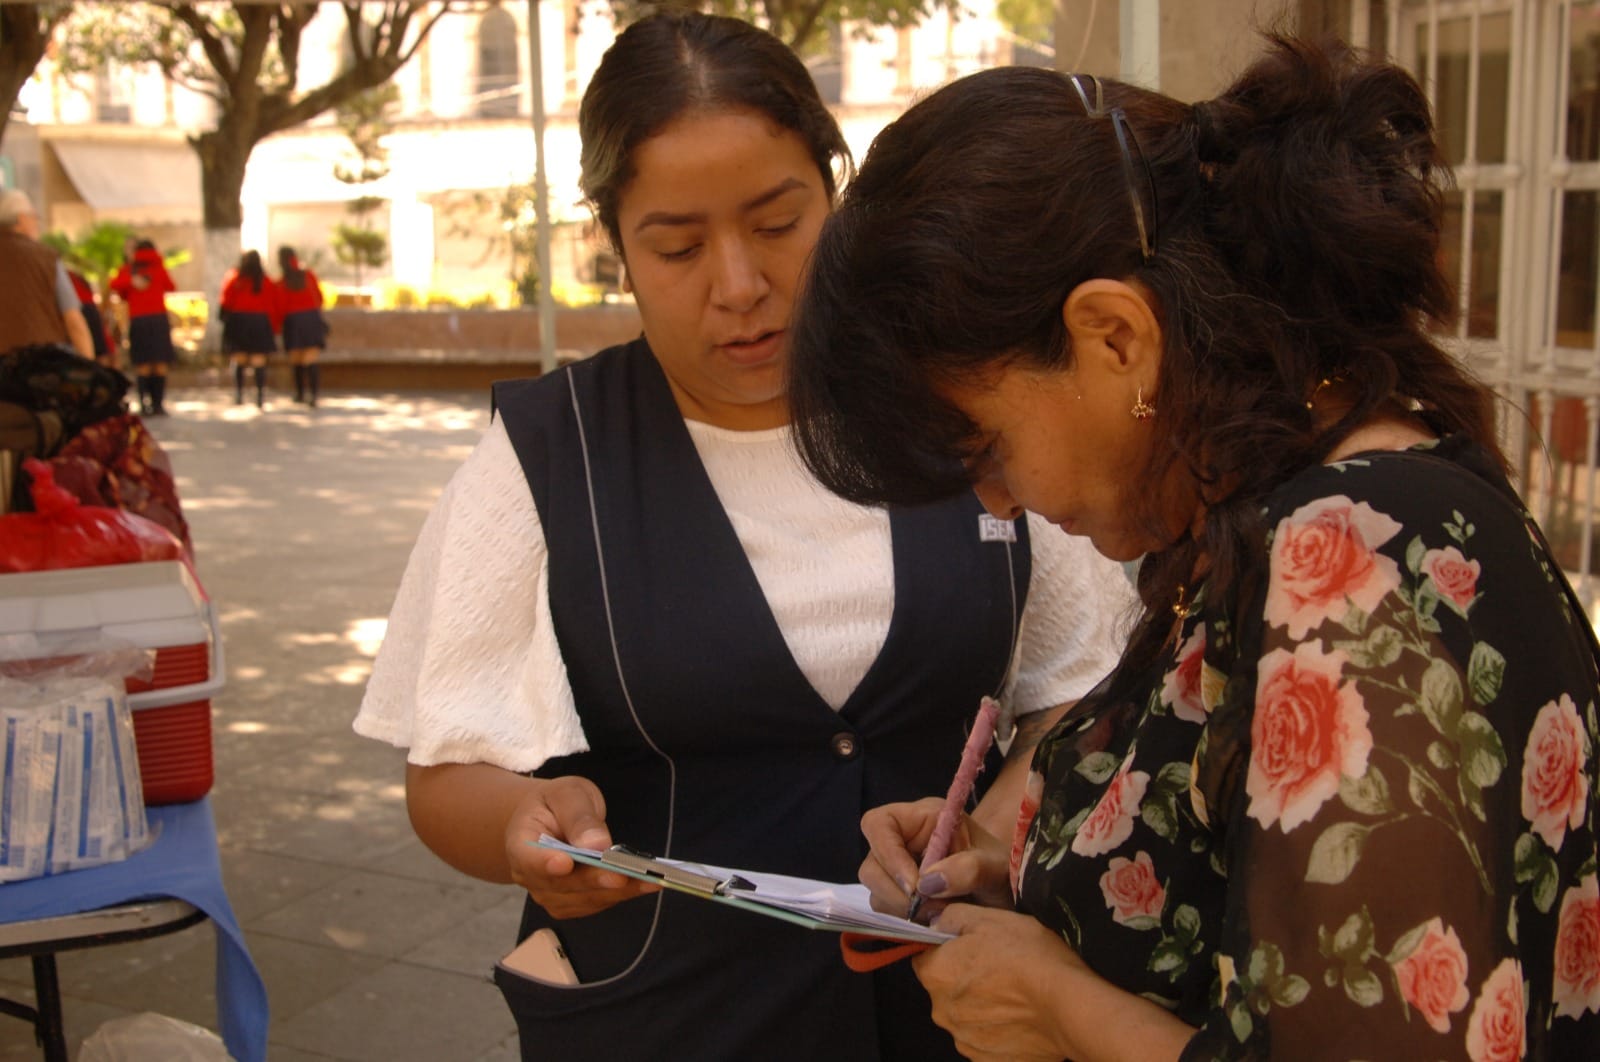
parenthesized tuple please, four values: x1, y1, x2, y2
(600, 844, 755, 897)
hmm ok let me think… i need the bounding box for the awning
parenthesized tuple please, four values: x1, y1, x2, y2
(49, 138, 201, 224)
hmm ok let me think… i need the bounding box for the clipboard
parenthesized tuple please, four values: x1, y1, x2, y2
(532, 836, 951, 947)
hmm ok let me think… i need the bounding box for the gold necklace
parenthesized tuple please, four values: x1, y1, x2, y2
(1162, 583, 1193, 652)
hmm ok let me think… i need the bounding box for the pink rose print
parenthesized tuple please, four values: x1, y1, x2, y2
(1521, 694, 1591, 851)
(1465, 958, 1526, 1062)
(1391, 918, 1470, 1034)
(1246, 644, 1373, 832)
(1160, 625, 1209, 724)
(1264, 495, 1403, 639)
(1070, 754, 1150, 858)
(1098, 851, 1166, 926)
(1009, 770, 1045, 896)
(1554, 874, 1600, 1020)
(1423, 545, 1481, 612)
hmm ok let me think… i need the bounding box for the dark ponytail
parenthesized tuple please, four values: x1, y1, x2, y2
(278, 246, 306, 291)
(240, 250, 264, 293)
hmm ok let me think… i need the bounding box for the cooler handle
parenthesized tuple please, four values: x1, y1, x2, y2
(126, 602, 227, 711)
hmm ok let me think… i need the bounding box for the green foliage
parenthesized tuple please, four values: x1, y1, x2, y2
(54, 3, 446, 234)
(996, 0, 1054, 47)
(41, 220, 133, 288)
(608, 0, 961, 51)
(332, 84, 399, 285)
(332, 224, 389, 278)
(55, 4, 285, 101)
(334, 83, 400, 186)
(438, 182, 543, 307)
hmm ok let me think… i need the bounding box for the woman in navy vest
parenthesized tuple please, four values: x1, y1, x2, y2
(356, 12, 1135, 1060)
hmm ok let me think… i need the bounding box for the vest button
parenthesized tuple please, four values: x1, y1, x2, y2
(830, 732, 860, 761)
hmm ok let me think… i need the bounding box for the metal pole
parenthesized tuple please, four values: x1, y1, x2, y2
(527, 0, 557, 374)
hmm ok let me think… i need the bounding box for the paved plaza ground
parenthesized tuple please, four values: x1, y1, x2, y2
(0, 385, 528, 1061)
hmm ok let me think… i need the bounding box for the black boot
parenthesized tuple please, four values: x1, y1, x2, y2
(233, 363, 245, 405)
(150, 375, 168, 415)
(253, 366, 267, 409)
(136, 375, 151, 415)
(307, 363, 320, 408)
(293, 364, 306, 403)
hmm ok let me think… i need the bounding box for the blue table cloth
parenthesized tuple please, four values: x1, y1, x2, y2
(0, 798, 268, 1062)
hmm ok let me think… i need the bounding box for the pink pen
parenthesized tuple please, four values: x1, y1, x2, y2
(906, 696, 1001, 922)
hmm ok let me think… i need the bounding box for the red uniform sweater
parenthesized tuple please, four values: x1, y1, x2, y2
(276, 269, 323, 316)
(220, 270, 282, 330)
(109, 247, 175, 319)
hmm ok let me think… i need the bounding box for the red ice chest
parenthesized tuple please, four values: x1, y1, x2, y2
(0, 561, 224, 805)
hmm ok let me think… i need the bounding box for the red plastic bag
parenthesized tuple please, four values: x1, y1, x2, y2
(0, 459, 185, 573)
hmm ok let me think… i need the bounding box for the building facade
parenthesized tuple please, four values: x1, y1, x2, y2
(10, 1, 1600, 611)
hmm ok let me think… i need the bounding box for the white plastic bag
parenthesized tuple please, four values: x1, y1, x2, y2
(79, 1012, 233, 1062)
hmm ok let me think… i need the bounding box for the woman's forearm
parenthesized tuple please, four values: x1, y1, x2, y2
(405, 762, 541, 884)
(1052, 962, 1195, 1062)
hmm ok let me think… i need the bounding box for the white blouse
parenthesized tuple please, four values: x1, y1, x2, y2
(355, 417, 1138, 772)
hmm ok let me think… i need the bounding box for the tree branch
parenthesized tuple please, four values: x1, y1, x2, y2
(786, 0, 831, 51)
(399, 5, 453, 66)
(171, 6, 237, 85)
(229, 5, 276, 92)
(341, 2, 369, 64)
(274, 3, 320, 87)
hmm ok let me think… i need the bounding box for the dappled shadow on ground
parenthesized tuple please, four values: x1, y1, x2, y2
(144, 389, 489, 792)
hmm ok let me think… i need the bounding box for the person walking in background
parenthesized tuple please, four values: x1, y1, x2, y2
(277, 247, 328, 407)
(66, 268, 116, 367)
(787, 37, 1600, 1061)
(219, 250, 279, 409)
(355, 12, 1137, 1061)
(109, 238, 177, 416)
(0, 188, 96, 362)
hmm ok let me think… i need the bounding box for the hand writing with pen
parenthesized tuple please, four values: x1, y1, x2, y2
(858, 799, 1096, 1062)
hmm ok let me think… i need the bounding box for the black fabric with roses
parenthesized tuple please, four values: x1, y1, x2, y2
(1014, 434, 1600, 1060)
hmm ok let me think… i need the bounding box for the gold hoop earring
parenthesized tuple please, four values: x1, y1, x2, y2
(1131, 385, 1155, 421)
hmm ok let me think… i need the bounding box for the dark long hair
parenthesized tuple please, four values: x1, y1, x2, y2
(788, 35, 1501, 675)
(278, 246, 306, 291)
(238, 250, 264, 293)
(578, 9, 852, 251)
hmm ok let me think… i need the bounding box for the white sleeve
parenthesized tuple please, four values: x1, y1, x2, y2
(1006, 512, 1139, 715)
(353, 417, 589, 771)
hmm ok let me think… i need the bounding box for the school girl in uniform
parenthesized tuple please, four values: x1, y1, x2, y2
(109, 239, 177, 416)
(219, 250, 280, 408)
(276, 247, 328, 407)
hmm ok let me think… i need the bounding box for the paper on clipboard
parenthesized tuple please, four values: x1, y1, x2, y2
(533, 835, 953, 946)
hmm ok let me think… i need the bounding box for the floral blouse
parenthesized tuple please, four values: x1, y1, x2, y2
(1013, 435, 1600, 1060)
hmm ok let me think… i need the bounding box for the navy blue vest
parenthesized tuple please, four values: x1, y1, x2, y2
(492, 339, 1029, 1061)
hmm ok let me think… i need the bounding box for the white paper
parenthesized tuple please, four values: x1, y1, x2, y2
(537, 835, 953, 944)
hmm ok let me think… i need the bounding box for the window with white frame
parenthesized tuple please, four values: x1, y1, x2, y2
(1393, 0, 1600, 606)
(94, 63, 133, 124)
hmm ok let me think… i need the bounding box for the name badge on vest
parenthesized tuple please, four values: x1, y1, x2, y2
(978, 514, 1017, 543)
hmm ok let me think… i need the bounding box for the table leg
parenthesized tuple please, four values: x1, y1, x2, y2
(30, 954, 67, 1062)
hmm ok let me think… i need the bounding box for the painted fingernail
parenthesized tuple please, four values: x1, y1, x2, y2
(917, 872, 947, 897)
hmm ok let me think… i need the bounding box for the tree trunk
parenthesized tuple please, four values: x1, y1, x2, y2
(191, 125, 254, 353)
(200, 227, 243, 355)
(0, 7, 51, 147)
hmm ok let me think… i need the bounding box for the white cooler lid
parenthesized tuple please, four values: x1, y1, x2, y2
(0, 561, 211, 651)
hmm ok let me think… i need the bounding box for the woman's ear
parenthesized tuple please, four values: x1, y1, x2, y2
(1061, 279, 1163, 376)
